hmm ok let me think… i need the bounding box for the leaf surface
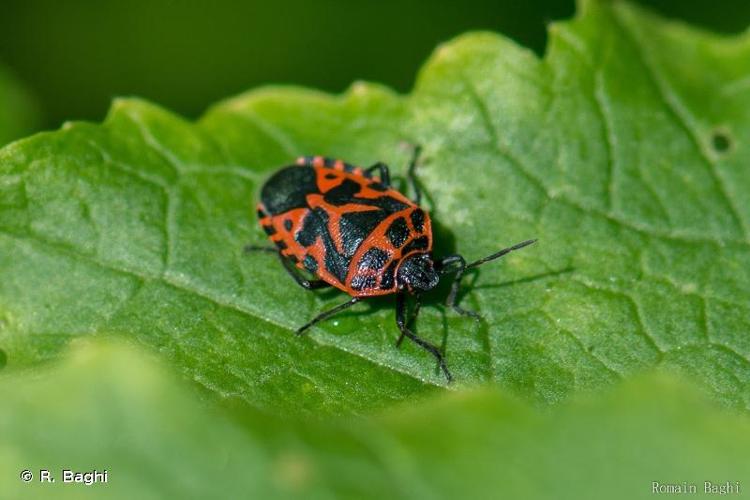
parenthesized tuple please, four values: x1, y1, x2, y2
(2, 340, 748, 500)
(1, 1, 749, 414)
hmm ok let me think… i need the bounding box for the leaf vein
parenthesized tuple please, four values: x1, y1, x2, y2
(2, 229, 439, 388)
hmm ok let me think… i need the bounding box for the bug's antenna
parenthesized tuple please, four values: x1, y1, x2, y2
(467, 239, 537, 269)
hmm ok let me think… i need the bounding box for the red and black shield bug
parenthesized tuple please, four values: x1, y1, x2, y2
(246, 147, 535, 381)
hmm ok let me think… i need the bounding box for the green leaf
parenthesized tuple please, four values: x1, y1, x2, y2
(1, 1, 750, 414)
(0, 63, 40, 146)
(0, 341, 281, 499)
(3, 340, 749, 500)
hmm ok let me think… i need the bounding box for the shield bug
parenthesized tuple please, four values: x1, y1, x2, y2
(247, 147, 535, 381)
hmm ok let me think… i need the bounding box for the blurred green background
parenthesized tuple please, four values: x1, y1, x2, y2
(1, 0, 749, 132)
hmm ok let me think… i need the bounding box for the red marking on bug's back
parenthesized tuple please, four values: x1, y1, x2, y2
(258, 158, 434, 297)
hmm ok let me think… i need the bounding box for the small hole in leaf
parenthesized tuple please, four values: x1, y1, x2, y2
(0, 349, 6, 370)
(711, 130, 732, 153)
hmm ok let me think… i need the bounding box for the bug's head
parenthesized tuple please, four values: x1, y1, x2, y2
(397, 253, 440, 293)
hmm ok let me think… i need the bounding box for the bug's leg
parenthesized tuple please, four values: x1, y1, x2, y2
(396, 293, 452, 382)
(245, 245, 330, 288)
(278, 253, 331, 290)
(396, 292, 421, 347)
(364, 162, 391, 186)
(297, 297, 360, 336)
(407, 145, 423, 204)
(437, 255, 482, 320)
